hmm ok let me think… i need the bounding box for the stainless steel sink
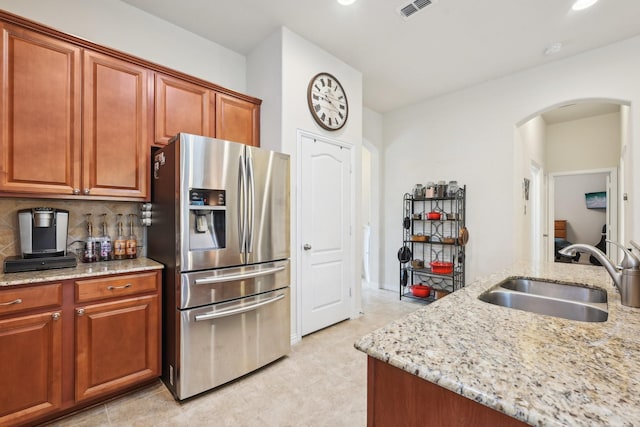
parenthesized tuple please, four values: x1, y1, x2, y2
(499, 277, 607, 303)
(478, 277, 608, 322)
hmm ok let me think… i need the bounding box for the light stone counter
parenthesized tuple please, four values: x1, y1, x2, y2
(0, 257, 163, 286)
(355, 261, 640, 426)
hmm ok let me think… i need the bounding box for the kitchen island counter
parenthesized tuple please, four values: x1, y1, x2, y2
(0, 257, 163, 287)
(355, 262, 640, 426)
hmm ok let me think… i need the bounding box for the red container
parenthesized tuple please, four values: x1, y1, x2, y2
(430, 261, 453, 274)
(410, 284, 431, 298)
(426, 211, 441, 220)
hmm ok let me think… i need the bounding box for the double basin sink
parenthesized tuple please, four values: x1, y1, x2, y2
(478, 277, 608, 322)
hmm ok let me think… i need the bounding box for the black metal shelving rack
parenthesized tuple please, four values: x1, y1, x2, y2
(399, 186, 466, 302)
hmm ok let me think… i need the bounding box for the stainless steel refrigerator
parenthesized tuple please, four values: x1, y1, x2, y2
(148, 133, 290, 400)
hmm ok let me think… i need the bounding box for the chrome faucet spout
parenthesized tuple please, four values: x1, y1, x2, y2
(558, 242, 640, 308)
(558, 243, 622, 290)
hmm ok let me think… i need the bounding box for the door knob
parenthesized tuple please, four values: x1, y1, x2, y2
(303, 244, 312, 251)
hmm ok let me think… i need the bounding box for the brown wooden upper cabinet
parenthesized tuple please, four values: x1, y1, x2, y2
(82, 51, 150, 199)
(216, 93, 260, 147)
(155, 74, 260, 147)
(0, 23, 82, 196)
(0, 23, 150, 200)
(0, 11, 260, 201)
(154, 73, 214, 146)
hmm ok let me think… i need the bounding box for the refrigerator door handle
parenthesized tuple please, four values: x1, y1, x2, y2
(238, 153, 247, 252)
(194, 293, 286, 321)
(247, 152, 255, 253)
(193, 265, 286, 285)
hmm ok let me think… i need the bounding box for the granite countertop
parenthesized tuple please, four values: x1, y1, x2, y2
(0, 257, 164, 286)
(355, 262, 640, 426)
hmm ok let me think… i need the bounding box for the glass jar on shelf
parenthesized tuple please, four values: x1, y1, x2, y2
(447, 180, 459, 197)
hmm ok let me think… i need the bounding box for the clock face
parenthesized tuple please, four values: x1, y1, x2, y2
(307, 73, 348, 131)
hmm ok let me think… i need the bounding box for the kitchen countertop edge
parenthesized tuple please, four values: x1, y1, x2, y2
(0, 257, 164, 286)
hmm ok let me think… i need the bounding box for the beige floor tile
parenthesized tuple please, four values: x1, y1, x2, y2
(43, 288, 420, 426)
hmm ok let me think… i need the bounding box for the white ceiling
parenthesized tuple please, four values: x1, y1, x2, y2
(121, 0, 640, 113)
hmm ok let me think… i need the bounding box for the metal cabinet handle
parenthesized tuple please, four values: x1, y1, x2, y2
(52, 312, 61, 320)
(303, 244, 312, 251)
(73, 188, 80, 195)
(107, 284, 132, 290)
(194, 293, 285, 322)
(83, 188, 90, 195)
(76, 308, 85, 316)
(0, 298, 22, 306)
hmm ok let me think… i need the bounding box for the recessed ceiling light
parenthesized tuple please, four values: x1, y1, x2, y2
(544, 42, 563, 56)
(337, 0, 357, 5)
(572, 0, 599, 11)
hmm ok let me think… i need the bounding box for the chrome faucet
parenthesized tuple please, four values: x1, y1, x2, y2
(558, 240, 640, 308)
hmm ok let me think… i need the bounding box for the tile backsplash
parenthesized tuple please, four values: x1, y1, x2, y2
(0, 198, 146, 260)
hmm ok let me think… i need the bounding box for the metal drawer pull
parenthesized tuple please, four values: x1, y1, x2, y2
(0, 298, 22, 306)
(52, 312, 61, 320)
(194, 265, 285, 285)
(194, 293, 285, 322)
(107, 284, 132, 290)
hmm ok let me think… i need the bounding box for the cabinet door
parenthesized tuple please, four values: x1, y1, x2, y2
(83, 50, 151, 199)
(215, 93, 260, 147)
(154, 73, 213, 146)
(0, 311, 63, 426)
(75, 294, 160, 402)
(0, 23, 81, 195)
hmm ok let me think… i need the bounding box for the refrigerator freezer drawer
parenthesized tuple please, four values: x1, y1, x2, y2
(179, 260, 290, 309)
(175, 288, 290, 400)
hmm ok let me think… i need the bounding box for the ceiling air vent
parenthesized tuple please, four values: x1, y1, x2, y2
(397, 0, 433, 20)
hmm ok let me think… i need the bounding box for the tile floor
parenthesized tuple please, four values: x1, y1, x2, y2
(46, 287, 419, 427)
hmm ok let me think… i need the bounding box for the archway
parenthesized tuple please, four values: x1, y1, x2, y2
(515, 99, 629, 264)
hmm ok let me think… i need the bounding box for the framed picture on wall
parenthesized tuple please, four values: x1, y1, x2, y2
(585, 191, 606, 209)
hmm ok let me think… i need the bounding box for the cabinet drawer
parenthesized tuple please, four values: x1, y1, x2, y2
(0, 283, 62, 316)
(75, 272, 159, 303)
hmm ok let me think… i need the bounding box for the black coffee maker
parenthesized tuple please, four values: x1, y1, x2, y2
(3, 207, 77, 273)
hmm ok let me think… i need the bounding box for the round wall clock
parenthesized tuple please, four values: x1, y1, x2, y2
(307, 72, 348, 131)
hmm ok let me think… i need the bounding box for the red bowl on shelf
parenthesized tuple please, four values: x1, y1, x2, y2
(430, 261, 453, 274)
(409, 284, 431, 298)
(426, 211, 441, 220)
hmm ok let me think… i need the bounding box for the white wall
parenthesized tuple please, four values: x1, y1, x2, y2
(620, 105, 631, 245)
(248, 27, 363, 341)
(555, 174, 607, 247)
(247, 29, 283, 153)
(546, 112, 620, 173)
(0, 0, 246, 92)
(363, 107, 384, 289)
(514, 116, 546, 262)
(381, 35, 640, 289)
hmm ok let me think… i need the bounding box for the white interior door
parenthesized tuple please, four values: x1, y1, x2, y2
(300, 133, 352, 336)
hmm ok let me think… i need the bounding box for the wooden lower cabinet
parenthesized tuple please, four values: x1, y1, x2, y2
(0, 311, 63, 426)
(367, 357, 527, 427)
(75, 294, 160, 402)
(0, 270, 161, 426)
